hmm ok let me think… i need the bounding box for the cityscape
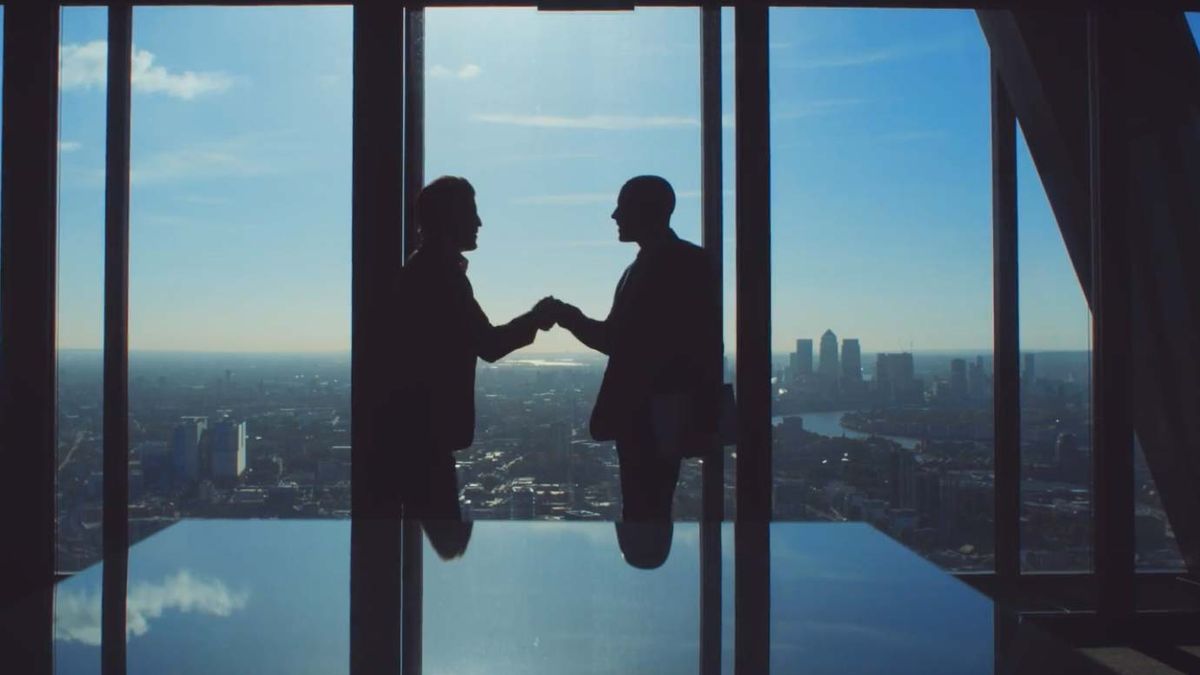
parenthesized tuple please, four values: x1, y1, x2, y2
(55, 338, 1183, 574)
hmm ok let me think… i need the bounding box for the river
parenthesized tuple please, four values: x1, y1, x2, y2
(772, 410, 921, 450)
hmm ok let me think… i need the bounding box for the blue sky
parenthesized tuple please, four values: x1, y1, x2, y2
(53, 6, 1100, 353)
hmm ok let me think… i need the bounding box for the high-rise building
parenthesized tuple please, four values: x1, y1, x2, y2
(793, 339, 813, 378)
(210, 419, 247, 479)
(950, 359, 968, 399)
(172, 416, 208, 483)
(819, 329, 839, 380)
(876, 353, 917, 402)
(841, 338, 862, 383)
(967, 356, 986, 399)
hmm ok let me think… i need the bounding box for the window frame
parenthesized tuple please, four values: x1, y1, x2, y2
(3, 1, 1184, 673)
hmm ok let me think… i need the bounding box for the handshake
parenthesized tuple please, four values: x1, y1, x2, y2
(529, 296, 583, 332)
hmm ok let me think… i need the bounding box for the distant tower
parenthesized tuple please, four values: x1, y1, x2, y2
(172, 416, 208, 483)
(819, 330, 839, 381)
(967, 356, 986, 399)
(210, 419, 247, 479)
(1023, 353, 1037, 386)
(794, 339, 814, 378)
(876, 353, 916, 402)
(841, 339, 862, 383)
(950, 359, 968, 399)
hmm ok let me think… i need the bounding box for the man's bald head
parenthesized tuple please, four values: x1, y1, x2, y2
(611, 175, 675, 243)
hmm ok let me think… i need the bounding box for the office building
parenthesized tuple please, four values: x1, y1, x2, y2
(172, 416, 208, 484)
(210, 419, 247, 479)
(819, 329, 839, 381)
(841, 338, 862, 383)
(793, 338, 813, 379)
(950, 358, 968, 399)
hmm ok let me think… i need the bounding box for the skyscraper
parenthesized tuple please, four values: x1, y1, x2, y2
(967, 355, 986, 399)
(876, 353, 916, 401)
(210, 419, 247, 479)
(950, 358, 968, 399)
(841, 338, 862, 383)
(819, 329, 839, 380)
(793, 338, 814, 378)
(172, 416, 208, 483)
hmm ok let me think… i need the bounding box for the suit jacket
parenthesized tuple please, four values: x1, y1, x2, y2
(586, 230, 720, 444)
(392, 246, 538, 453)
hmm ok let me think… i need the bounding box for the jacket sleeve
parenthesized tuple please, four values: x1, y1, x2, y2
(461, 278, 538, 363)
(559, 312, 610, 356)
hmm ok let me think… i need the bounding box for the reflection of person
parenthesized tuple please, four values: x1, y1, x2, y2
(615, 521, 673, 569)
(393, 176, 557, 520)
(553, 176, 719, 521)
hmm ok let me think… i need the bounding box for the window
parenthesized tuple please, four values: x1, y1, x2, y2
(56, 6, 108, 574)
(769, 8, 994, 572)
(423, 7, 705, 522)
(420, 7, 707, 671)
(1016, 130, 1093, 572)
(127, 7, 352, 537)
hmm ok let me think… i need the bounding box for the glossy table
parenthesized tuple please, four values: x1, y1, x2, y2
(53, 520, 1084, 674)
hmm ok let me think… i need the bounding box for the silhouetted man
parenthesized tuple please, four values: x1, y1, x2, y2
(393, 176, 556, 519)
(554, 176, 719, 521)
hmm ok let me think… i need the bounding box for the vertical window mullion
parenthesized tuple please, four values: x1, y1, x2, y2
(400, 11, 425, 675)
(699, 10, 724, 675)
(733, 5, 770, 675)
(350, 5, 405, 674)
(1088, 8, 1135, 630)
(0, 3, 60, 673)
(991, 63, 1020, 583)
(101, 4, 133, 674)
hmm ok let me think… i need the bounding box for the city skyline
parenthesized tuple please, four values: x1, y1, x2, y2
(49, 7, 1120, 355)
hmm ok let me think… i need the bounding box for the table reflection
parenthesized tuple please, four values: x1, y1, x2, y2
(49, 520, 1086, 674)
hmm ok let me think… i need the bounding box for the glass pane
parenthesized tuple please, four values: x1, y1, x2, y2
(423, 7, 704, 522)
(127, 6, 352, 545)
(721, 6, 737, 522)
(1134, 436, 1185, 571)
(769, 8, 994, 572)
(1016, 129, 1093, 572)
(57, 6, 107, 574)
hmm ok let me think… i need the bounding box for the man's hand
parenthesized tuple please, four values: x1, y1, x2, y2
(552, 300, 585, 330)
(531, 296, 561, 331)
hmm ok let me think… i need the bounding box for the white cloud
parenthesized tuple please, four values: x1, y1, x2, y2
(473, 113, 699, 131)
(430, 63, 482, 80)
(55, 570, 249, 646)
(777, 35, 974, 71)
(130, 136, 273, 185)
(61, 40, 232, 100)
(787, 48, 900, 70)
(59, 141, 82, 153)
